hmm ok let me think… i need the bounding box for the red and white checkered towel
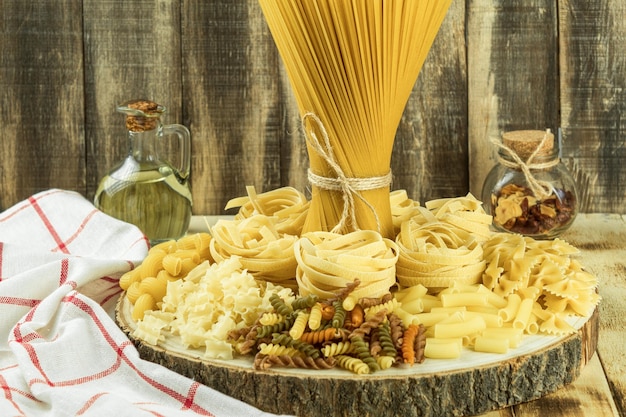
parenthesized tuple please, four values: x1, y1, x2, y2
(0, 189, 289, 417)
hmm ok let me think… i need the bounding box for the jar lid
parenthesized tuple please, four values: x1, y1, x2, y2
(502, 130, 554, 160)
(117, 99, 165, 132)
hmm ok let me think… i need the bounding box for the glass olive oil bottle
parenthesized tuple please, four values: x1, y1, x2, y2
(94, 99, 192, 245)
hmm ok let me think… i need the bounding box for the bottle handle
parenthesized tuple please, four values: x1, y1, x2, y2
(162, 124, 191, 181)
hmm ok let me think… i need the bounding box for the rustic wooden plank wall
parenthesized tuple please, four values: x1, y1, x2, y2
(467, 0, 560, 201)
(1, 1, 85, 208)
(0, 0, 624, 216)
(559, 0, 626, 213)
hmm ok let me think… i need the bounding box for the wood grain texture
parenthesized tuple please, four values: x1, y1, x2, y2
(182, 0, 294, 214)
(467, 0, 560, 201)
(558, 0, 626, 214)
(509, 354, 620, 417)
(83, 0, 184, 203)
(0, 1, 85, 209)
(1, 1, 625, 217)
(560, 214, 626, 417)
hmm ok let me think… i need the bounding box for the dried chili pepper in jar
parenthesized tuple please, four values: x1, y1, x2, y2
(481, 129, 578, 239)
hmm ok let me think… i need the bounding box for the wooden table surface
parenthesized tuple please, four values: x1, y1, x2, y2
(189, 213, 625, 417)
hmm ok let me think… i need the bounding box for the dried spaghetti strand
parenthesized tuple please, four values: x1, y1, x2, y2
(258, 0, 453, 238)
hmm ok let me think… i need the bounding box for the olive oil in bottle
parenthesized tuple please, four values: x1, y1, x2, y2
(94, 99, 192, 245)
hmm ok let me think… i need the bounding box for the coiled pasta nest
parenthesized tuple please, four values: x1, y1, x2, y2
(210, 216, 299, 290)
(209, 186, 311, 291)
(395, 194, 491, 290)
(295, 230, 398, 299)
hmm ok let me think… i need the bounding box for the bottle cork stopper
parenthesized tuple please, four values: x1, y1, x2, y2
(118, 99, 164, 132)
(502, 130, 554, 160)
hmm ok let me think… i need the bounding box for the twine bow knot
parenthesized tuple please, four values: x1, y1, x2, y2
(302, 112, 392, 233)
(490, 129, 560, 200)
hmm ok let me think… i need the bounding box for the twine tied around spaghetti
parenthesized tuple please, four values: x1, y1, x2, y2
(302, 112, 392, 234)
(490, 129, 560, 200)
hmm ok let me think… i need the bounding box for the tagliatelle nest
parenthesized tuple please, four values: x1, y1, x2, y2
(209, 216, 299, 291)
(395, 194, 491, 289)
(295, 230, 399, 300)
(225, 185, 310, 237)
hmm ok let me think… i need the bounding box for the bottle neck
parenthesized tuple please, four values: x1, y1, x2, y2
(127, 127, 160, 163)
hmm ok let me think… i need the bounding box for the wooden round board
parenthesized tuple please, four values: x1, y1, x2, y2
(115, 294, 598, 417)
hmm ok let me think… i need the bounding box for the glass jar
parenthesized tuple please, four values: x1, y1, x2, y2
(481, 129, 578, 239)
(94, 99, 192, 245)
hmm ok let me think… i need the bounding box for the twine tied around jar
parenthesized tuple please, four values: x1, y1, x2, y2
(490, 129, 560, 200)
(302, 112, 392, 234)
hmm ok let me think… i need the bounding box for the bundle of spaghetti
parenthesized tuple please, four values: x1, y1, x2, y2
(294, 230, 398, 300)
(224, 185, 310, 236)
(395, 217, 486, 290)
(209, 216, 299, 290)
(258, 0, 453, 240)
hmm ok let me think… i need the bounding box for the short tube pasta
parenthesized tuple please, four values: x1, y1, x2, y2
(481, 327, 524, 348)
(174, 234, 198, 251)
(394, 284, 428, 303)
(401, 299, 424, 314)
(419, 296, 443, 312)
(474, 336, 509, 354)
(498, 293, 522, 322)
(132, 293, 156, 321)
(411, 312, 452, 327)
(440, 292, 490, 308)
(513, 298, 534, 330)
(140, 249, 167, 278)
(162, 254, 182, 276)
(119, 269, 141, 291)
(525, 314, 540, 335)
(424, 338, 462, 359)
(433, 316, 486, 339)
(465, 311, 503, 328)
